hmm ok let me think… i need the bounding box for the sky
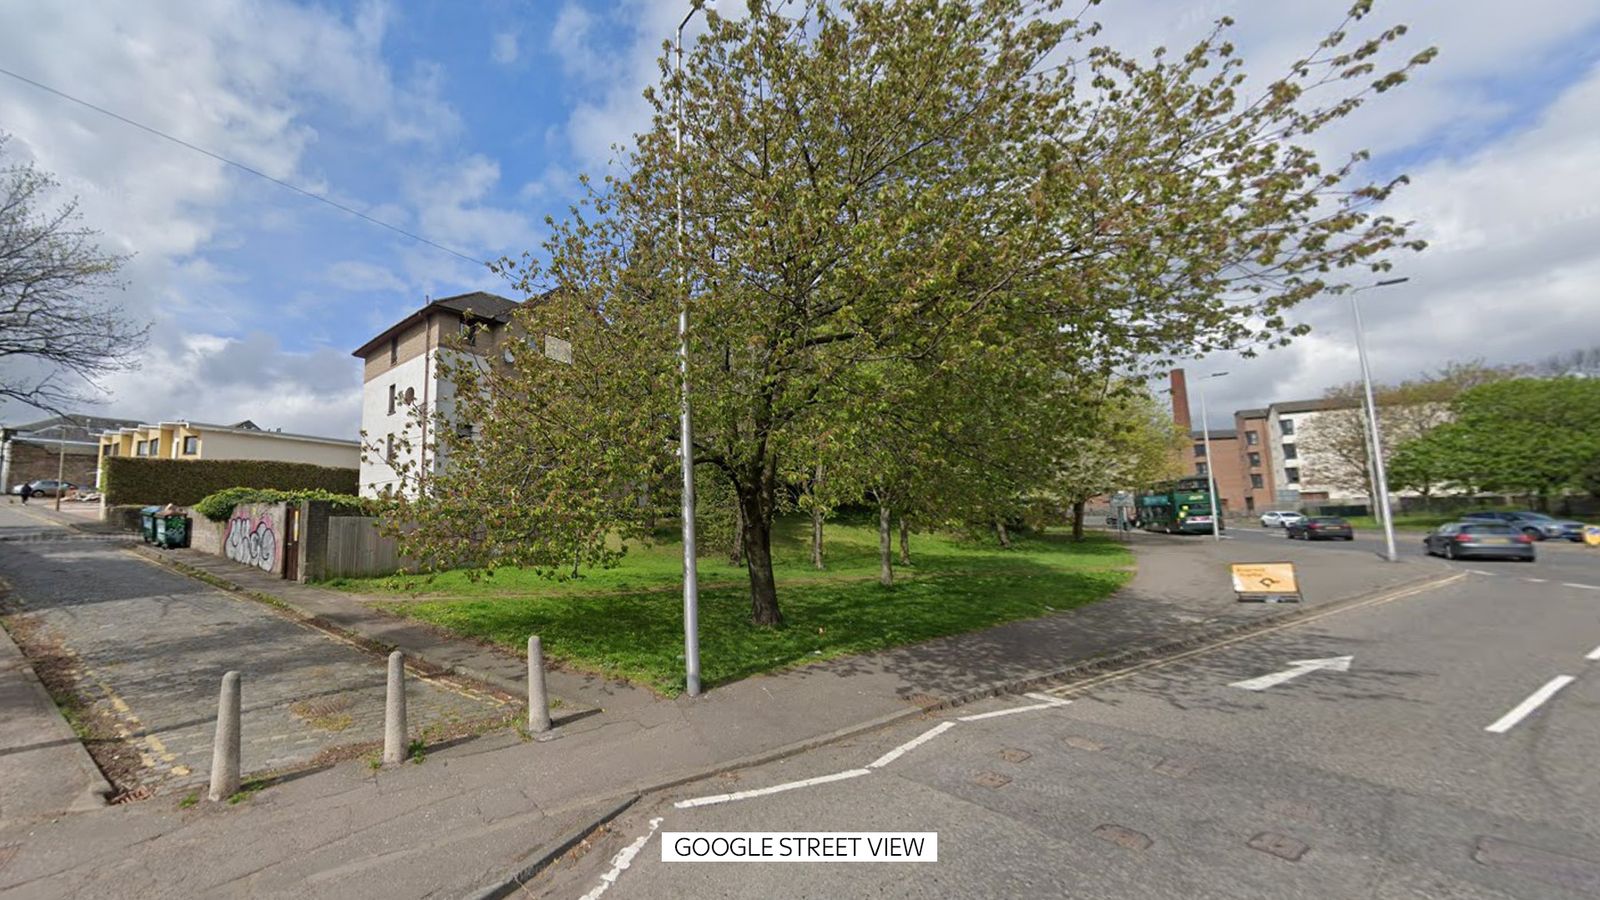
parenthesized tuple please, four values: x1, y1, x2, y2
(0, 0, 1598, 437)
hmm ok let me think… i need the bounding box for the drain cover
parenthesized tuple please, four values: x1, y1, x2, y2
(1151, 757, 1196, 778)
(1093, 824, 1152, 851)
(1062, 735, 1104, 752)
(973, 772, 1012, 789)
(998, 748, 1032, 763)
(1248, 832, 1309, 861)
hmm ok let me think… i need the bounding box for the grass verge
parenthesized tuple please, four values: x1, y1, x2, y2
(332, 517, 1133, 695)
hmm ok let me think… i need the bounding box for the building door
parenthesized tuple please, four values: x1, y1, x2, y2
(282, 505, 300, 581)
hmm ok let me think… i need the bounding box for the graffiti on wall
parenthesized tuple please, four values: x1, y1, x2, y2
(224, 511, 278, 572)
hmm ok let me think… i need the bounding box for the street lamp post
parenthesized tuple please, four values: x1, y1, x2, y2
(1350, 277, 1409, 563)
(674, 0, 714, 697)
(1195, 372, 1228, 542)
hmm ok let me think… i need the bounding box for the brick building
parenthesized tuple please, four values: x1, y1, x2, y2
(2, 415, 145, 492)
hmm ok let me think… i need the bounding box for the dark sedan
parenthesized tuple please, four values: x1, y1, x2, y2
(1286, 516, 1354, 541)
(1424, 522, 1536, 561)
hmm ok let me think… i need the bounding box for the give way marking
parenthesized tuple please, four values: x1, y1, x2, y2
(1229, 656, 1354, 692)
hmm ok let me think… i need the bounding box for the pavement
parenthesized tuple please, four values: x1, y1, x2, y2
(0, 501, 1463, 898)
(541, 542, 1600, 899)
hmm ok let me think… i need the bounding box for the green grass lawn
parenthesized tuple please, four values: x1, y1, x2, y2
(326, 517, 1133, 695)
(1340, 513, 1462, 532)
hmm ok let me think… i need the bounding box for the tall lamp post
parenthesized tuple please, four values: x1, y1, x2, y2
(1194, 372, 1228, 542)
(1349, 276, 1409, 562)
(674, 0, 715, 697)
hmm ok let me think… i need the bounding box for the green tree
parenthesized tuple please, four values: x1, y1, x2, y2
(392, 0, 1430, 630)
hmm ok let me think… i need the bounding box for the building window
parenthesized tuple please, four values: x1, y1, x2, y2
(1245, 431, 1259, 446)
(388, 384, 397, 415)
(1196, 462, 1209, 476)
(389, 336, 398, 365)
(460, 320, 479, 346)
(183, 436, 199, 455)
(1280, 418, 1295, 436)
(1193, 444, 1206, 457)
(1285, 467, 1300, 484)
(1248, 452, 1261, 467)
(1250, 474, 1264, 489)
(386, 433, 396, 464)
(1282, 444, 1298, 460)
(135, 440, 148, 456)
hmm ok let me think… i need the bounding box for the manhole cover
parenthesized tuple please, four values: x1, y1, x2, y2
(998, 748, 1032, 764)
(1248, 832, 1309, 862)
(1062, 735, 1105, 752)
(973, 772, 1012, 789)
(1093, 824, 1152, 851)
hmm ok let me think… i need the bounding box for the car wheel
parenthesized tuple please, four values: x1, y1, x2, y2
(1343, 536, 1354, 541)
(1445, 543, 1456, 560)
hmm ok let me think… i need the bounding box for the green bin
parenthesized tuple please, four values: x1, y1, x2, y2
(154, 513, 190, 549)
(140, 506, 162, 544)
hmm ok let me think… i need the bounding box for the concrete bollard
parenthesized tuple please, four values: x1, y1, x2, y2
(207, 671, 241, 802)
(527, 635, 551, 734)
(383, 651, 407, 766)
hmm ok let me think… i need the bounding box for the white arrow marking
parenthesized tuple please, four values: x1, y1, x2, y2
(1229, 656, 1354, 691)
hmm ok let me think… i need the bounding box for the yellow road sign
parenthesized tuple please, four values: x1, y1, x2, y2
(1231, 562, 1300, 595)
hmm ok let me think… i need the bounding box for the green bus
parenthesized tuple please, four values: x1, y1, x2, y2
(1136, 477, 1225, 535)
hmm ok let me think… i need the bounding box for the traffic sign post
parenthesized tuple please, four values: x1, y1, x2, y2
(1230, 561, 1302, 603)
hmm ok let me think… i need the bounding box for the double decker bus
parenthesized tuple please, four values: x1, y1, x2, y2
(1135, 477, 1225, 535)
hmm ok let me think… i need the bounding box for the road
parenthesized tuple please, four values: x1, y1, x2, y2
(536, 541, 1600, 899)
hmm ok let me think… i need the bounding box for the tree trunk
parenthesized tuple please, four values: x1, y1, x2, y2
(898, 516, 910, 566)
(994, 516, 1011, 549)
(878, 497, 894, 587)
(1071, 500, 1085, 541)
(737, 478, 783, 627)
(810, 505, 824, 569)
(729, 499, 746, 566)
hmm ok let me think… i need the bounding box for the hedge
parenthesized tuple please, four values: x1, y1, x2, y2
(102, 457, 359, 507)
(192, 487, 384, 522)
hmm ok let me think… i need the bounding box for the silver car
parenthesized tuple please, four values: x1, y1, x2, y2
(1259, 510, 1306, 528)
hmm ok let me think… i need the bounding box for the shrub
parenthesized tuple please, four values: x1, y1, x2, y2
(102, 458, 358, 507)
(192, 487, 386, 522)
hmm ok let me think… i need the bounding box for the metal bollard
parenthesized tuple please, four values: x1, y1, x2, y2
(383, 651, 407, 765)
(527, 635, 551, 733)
(207, 671, 241, 801)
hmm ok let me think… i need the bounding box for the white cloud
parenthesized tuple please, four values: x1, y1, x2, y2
(492, 30, 520, 66)
(325, 260, 409, 293)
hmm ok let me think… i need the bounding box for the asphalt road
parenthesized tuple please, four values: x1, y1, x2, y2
(538, 553, 1600, 899)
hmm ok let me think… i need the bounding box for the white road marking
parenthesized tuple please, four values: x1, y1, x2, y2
(1485, 676, 1577, 734)
(1563, 582, 1600, 591)
(1586, 645, 1600, 661)
(1466, 569, 1497, 576)
(674, 769, 871, 809)
(1524, 578, 1548, 584)
(868, 722, 954, 769)
(579, 816, 662, 900)
(956, 699, 1071, 721)
(1023, 692, 1072, 705)
(1228, 656, 1354, 692)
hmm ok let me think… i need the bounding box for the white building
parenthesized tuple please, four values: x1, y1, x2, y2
(350, 292, 521, 497)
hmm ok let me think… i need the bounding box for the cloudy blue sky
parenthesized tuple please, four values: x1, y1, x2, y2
(1, 0, 1598, 437)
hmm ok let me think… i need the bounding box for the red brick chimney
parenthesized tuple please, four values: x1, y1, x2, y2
(1170, 369, 1192, 432)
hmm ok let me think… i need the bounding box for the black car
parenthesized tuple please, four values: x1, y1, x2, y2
(1286, 516, 1354, 541)
(1424, 522, 1536, 561)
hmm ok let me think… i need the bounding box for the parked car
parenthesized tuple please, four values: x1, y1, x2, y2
(1424, 522, 1536, 561)
(24, 480, 79, 497)
(1286, 516, 1354, 541)
(1461, 511, 1584, 542)
(1259, 510, 1306, 528)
